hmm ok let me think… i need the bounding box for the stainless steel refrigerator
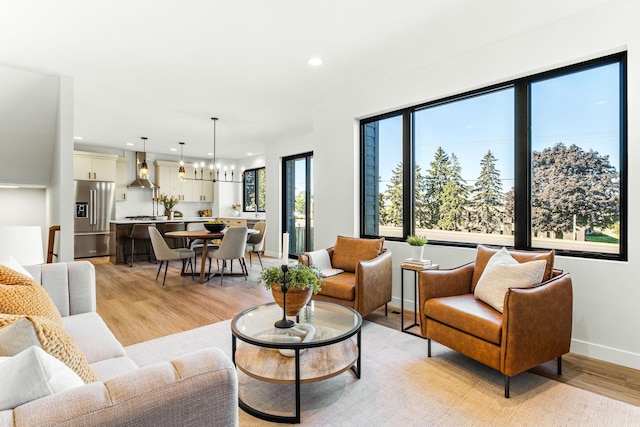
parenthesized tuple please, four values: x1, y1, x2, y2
(74, 180, 116, 258)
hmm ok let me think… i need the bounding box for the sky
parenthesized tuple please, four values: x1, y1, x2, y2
(377, 62, 620, 193)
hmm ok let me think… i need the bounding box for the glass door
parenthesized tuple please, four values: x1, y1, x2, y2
(283, 152, 313, 259)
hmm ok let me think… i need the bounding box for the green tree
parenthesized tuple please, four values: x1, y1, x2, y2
(437, 154, 468, 230)
(382, 162, 403, 226)
(414, 163, 429, 228)
(471, 150, 504, 233)
(531, 143, 619, 237)
(424, 147, 451, 227)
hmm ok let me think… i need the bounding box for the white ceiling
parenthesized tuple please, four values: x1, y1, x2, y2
(0, 0, 615, 161)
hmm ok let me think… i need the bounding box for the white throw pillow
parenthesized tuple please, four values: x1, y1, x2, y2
(474, 247, 546, 313)
(307, 249, 344, 278)
(0, 317, 41, 356)
(0, 346, 84, 411)
(0, 255, 33, 279)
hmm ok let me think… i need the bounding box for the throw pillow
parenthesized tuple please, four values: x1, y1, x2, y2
(307, 249, 344, 278)
(0, 317, 40, 356)
(331, 236, 384, 273)
(0, 264, 62, 324)
(0, 314, 98, 383)
(0, 346, 84, 411)
(474, 247, 547, 313)
(0, 256, 34, 279)
(471, 245, 554, 289)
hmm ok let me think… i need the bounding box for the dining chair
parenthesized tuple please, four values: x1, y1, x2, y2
(185, 222, 219, 270)
(148, 226, 195, 286)
(207, 226, 248, 284)
(162, 222, 186, 248)
(246, 221, 267, 268)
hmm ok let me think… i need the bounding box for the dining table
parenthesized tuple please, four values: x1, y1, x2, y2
(164, 228, 258, 284)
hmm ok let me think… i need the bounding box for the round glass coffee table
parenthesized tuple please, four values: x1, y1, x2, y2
(231, 301, 362, 423)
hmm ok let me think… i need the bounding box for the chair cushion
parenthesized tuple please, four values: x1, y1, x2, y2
(0, 265, 62, 324)
(474, 248, 546, 313)
(318, 272, 356, 301)
(425, 294, 503, 345)
(471, 245, 554, 290)
(331, 236, 384, 273)
(0, 314, 98, 383)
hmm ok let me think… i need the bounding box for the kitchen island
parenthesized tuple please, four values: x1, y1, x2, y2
(109, 217, 262, 265)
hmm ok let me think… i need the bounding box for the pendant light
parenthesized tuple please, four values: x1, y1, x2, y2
(139, 137, 149, 178)
(178, 142, 187, 180)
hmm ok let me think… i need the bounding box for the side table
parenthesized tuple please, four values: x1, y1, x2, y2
(400, 262, 439, 338)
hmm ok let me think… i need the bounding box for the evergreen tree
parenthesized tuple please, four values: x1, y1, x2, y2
(531, 143, 619, 236)
(437, 154, 468, 230)
(424, 147, 451, 227)
(471, 150, 504, 233)
(383, 162, 404, 226)
(414, 163, 429, 229)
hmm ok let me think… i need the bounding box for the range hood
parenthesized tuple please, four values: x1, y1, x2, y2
(128, 151, 157, 189)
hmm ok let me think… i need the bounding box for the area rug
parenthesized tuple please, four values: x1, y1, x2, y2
(126, 320, 640, 426)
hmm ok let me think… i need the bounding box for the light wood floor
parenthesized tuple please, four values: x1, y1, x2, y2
(90, 255, 640, 407)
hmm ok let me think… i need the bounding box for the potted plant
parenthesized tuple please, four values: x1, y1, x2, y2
(406, 235, 427, 261)
(156, 194, 179, 219)
(258, 264, 324, 316)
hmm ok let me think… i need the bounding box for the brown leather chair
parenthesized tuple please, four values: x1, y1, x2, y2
(299, 236, 392, 317)
(418, 245, 573, 397)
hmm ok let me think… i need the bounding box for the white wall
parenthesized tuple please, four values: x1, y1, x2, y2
(0, 189, 47, 261)
(310, 0, 640, 369)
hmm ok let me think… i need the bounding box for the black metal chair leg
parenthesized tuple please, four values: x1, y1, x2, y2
(162, 261, 169, 286)
(156, 261, 163, 280)
(557, 356, 562, 375)
(427, 338, 431, 357)
(248, 252, 252, 267)
(385, 303, 388, 316)
(504, 376, 510, 398)
(257, 252, 263, 268)
(219, 260, 225, 285)
(129, 239, 134, 267)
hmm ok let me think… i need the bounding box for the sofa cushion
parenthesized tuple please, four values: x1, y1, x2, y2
(0, 317, 40, 355)
(318, 272, 356, 301)
(63, 312, 127, 364)
(331, 236, 384, 273)
(425, 294, 503, 345)
(474, 248, 547, 313)
(0, 264, 62, 324)
(0, 346, 84, 411)
(0, 314, 98, 383)
(471, 245, 554, 290)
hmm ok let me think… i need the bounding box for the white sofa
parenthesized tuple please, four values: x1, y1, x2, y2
(0, 261, 238, 427)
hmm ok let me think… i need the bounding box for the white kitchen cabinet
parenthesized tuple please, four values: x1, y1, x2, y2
(194, 179, 214, 202)
(115, 158, 128, 201)
(154, 161, 204, 202)
(73, 151, 117, 181)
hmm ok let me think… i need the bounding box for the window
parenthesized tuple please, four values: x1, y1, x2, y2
(243, 167, 266, 212)
(361, 53, 626, 260)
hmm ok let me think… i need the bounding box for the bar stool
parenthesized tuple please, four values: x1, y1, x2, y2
(128, 223, 156, 267)
(162, 222, 186, 248)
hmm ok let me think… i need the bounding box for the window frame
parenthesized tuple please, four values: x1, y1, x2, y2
(360, 52, 627, 261)
(242, 167, 266, 213)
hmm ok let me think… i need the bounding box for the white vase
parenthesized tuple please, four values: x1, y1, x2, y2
(232, 209, 240, 217)
(410, 245, 424, 261)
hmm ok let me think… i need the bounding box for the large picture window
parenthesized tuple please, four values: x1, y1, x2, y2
(361, 53, 626, 260)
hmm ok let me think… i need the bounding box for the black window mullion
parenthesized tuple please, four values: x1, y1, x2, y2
(514, 81, 530, 249)
(402, 111, 413, 239)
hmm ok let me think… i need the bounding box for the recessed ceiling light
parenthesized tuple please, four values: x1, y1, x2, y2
(170, 148, 177, 152)
(207, 152, 213, 156)
(247, 152, 253, 156)
(73, 136, 83, 140)
(126, 142, 134, 146)
(308, 57, 323, 66)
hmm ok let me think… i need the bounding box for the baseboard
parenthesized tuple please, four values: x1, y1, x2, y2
(571, 339, 640, 371)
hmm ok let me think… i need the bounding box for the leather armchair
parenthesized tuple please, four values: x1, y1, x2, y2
(299, 236, 392, 317)
(417, 246, 573, 397)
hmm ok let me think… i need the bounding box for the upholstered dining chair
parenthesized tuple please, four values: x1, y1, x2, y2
(207, 226, 248, 284)
(148, 226, 195, 286)
(186, 222, 219, 269)
(245, 221, 267, 268)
